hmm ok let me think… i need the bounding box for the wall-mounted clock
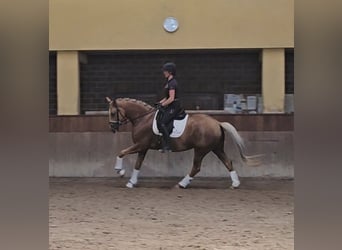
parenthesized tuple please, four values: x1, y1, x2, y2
(163, 17, 179, 33)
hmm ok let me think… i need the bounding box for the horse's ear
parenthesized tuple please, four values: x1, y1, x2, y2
(105, 97, 112, 103)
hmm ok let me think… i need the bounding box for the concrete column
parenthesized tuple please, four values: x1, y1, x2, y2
(262, 48, 285, 113)
(57, 51, 80, 115)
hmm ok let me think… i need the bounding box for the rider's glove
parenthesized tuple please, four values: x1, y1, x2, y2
(154, 103, 164, 110)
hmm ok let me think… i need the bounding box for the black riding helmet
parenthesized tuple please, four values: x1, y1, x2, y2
(162, 62, 176, 76)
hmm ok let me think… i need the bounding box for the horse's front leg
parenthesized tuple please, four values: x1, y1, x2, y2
(114, 144, 141, 176)
(126, 149, 148, 188)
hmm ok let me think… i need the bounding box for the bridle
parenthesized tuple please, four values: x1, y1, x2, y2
(108, 99, 156, 133)
(108, 100, 124, 132)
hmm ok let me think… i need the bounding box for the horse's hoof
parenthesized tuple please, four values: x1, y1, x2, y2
(230, 185, 240, 190)
(176, 184, 186, 189)
(126, 182, 134, 188)
(119, 169, 126, 177)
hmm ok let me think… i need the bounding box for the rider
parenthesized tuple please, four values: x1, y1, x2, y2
(156, 62, 182, 153)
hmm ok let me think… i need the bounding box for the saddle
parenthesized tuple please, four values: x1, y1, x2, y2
(152, 109, 189, 138)
(156, 109, 186, 133)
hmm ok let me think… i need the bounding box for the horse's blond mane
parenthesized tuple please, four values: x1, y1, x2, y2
(117, 98, 153, 110)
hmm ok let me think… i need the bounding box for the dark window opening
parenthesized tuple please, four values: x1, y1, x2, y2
(285, 49, 294, 94)
(49, 52, 57, 115)
(79, 49, 262, 113)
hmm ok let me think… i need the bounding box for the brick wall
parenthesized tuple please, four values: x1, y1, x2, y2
(80, 50, 262, 112)
(285, 49, 294, 94)
(49, 52, 57, 115)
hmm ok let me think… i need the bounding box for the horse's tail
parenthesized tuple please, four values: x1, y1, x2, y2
(220, 122, 263, 166)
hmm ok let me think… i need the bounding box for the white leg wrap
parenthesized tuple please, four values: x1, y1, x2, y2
(126, 169, 140, 188)
(114, 156, 123, 170)
(119, 169, 126, 176)
(178, 174, 193, 188)
(130, 169, 140, 184)
(230, 171, 240, 188)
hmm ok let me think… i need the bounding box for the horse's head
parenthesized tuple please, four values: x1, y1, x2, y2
(106, 97, 127, 133)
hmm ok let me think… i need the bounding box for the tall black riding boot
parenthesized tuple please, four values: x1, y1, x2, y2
(159, 124, 171, 153)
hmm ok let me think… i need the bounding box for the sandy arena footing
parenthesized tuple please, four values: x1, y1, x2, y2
(50, 177, 293, 250)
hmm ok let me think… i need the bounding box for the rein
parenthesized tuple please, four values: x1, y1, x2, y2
(109, 100, 156, 131)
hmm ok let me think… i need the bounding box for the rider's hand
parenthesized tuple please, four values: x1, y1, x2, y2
(154, 103, 163, 110)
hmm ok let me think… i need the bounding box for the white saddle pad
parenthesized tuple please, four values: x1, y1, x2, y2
(152, 111, 189, 138)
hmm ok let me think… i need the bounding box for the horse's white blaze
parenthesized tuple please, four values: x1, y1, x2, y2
(230, 170, 240, 188)
(178, 174, 193, 188)
(114, 156, 123, 170)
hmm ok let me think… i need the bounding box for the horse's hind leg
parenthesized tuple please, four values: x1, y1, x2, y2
(126, 149, 148, 188)
(178, 149, 208, 188)
(213, 149, 241, 189)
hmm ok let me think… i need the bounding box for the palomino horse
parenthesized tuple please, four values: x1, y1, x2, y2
(106, 97, 259, 189)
